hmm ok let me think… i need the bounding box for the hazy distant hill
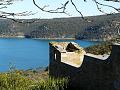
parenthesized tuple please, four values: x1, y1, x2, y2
(0, 13, 120, 40)
(76, 13, 120, 41)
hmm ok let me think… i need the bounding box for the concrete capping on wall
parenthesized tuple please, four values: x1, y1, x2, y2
(49, 42, 86, 68)
(49, 42, 112, 68)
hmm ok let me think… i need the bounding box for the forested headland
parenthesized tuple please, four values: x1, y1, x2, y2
(0, 13, 120, 41)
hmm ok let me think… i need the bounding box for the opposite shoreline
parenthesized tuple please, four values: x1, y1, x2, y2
(32, 38, 76, 40)
(0, 36, 76, 40)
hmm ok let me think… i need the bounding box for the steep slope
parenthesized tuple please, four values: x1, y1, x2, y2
(0, 13, 120, 40)
(76, 20, 120, 41)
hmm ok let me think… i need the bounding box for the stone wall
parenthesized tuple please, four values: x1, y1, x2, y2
(49, 42, 120, 90)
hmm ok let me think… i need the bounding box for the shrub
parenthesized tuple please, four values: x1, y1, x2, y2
(0, 69, 68, 90)
(85, 42, 112, 55)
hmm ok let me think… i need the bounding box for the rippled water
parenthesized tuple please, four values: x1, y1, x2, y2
(0, 38, 98, 72)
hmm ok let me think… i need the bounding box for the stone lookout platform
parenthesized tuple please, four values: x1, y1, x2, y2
(49, 42, 85, 67)
(49, 42, 120, 90)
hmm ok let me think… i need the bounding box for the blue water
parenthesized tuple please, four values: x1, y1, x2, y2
(0, 38, 97, 72)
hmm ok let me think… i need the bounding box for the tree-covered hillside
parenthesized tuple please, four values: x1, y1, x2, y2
(75, 13, 120, 41)
(0, 13, 120, 40)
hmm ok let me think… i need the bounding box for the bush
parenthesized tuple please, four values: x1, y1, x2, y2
(85, 42, 112, 55)
(30, 77, 68, 90)
(0, 69, 68, 90)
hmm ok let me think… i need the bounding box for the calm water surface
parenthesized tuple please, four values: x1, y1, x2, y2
(0, 38, 98, 72)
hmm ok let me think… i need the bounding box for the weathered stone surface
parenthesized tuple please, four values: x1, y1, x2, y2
(49, 42, 120, 90)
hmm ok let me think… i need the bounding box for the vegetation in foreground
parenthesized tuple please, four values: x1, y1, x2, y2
(0, 67, 68, 90)
(1, 37, 120, 90)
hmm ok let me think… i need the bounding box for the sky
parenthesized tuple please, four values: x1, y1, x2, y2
(1, 0, 120, 19)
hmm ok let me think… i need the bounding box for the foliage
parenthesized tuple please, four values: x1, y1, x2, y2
(76, 14, 120, 41)
(30, 77, 68, 90)
(0, 13, 120, 39)
(0, 69, 68, 90)
(84, 35, 120, 55)
(85, 42, 112, 55)
(0, 71, 32, 90)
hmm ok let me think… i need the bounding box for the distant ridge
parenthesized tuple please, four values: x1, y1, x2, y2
(0, 13, 120, 41)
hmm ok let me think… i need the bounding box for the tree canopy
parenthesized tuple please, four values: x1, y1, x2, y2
(0, 0, 34, 21)
(33, 0, 120, 19)
(0, 0, 119, 20)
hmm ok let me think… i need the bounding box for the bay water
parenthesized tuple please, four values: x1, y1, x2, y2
(0, 38, 98, 72)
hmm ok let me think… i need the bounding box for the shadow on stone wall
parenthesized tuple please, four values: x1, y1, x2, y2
(49, 42, 120, 90)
